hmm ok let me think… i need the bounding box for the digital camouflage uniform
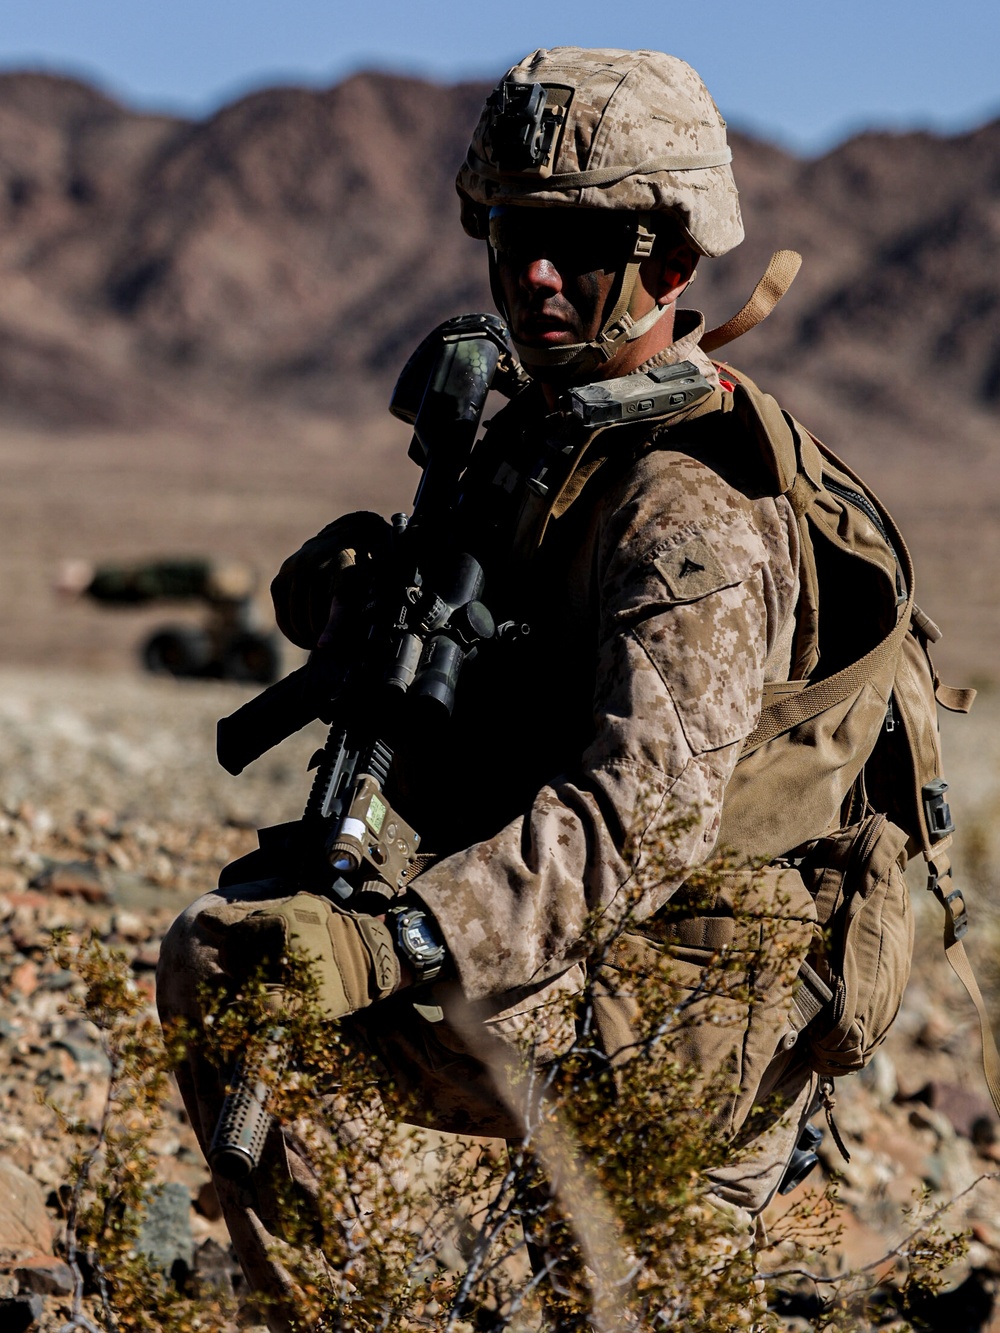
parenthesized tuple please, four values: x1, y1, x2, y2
(158, 317, 819, 1296)
(158, 48, 828, 1327)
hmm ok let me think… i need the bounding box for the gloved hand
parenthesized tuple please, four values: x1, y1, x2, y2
(270, 511, 392, 650)
(222, 892, 401, 1021)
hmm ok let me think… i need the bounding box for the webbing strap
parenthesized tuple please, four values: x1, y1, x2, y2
(536, 151, 733, 188)
(936, 682, 978, 714)
(700, 250, 802, 354)
(791, 961, 834, 1031)
(550, 454, 612, 520)
(742, 612, 909, 754)
(400, 852, 440, 884)
(929, 857, 1000, 1118)
(944, 937, 1000, 1118)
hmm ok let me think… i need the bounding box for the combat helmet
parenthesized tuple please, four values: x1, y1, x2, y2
(456, 47, 744, 375)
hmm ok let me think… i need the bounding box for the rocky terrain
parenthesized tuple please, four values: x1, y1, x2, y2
(0, 670, 328, 1328)
(0, 669, 996, 1327)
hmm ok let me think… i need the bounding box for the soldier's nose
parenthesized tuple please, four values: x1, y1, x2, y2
(519, 257, 563, 295)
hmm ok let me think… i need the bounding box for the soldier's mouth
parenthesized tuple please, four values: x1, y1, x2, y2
(516, 315, 576, 343)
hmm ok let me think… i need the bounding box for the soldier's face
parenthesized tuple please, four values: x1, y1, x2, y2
(489, 206, 635, 360)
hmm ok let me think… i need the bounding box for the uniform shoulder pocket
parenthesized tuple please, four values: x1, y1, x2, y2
(632, 528, 768, 754)
(651, 534, 732, 602)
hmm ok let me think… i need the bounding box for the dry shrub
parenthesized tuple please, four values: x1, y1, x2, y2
(45, 853, 975, 1331)
(47, 930, 239, 1331)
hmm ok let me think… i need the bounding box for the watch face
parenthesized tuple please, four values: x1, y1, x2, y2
(402, 917, 432, 957)
(396, 907, 446, 977)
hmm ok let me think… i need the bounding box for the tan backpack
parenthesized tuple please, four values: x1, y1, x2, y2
(713, 366, 999, 1119)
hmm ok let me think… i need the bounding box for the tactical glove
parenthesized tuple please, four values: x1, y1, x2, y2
(270, 510, 392, 650)
(224, 892, 401, 1021)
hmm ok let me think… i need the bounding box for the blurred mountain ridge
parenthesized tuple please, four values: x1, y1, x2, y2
(0, 67, 997, 447)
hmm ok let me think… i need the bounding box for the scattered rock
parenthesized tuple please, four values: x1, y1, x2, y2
(29, 860, 109, 904)
(112, 908, 147, 941)
(908, 1102, 957, 1142)
(78, 808, 116, 833)
(915, 1010, 958, 1051)
(106, 843, 133, 872)
(138, 1182, 194, 1281)
(195, 1178, 223, 1221)
(190, 1237, 240, 1296)
(8, 961, 38, 998)
(0, 868, 27, 893)
(13, 1254, 74, 1296)
(51, 1039, 111, 1076)
(131, 945, 160, 972)
(909, 1080, 1000, 1142)
(0, 1161, 53, 1257)
(859, 1051, 898, 1105)
(40, 968, 78, 993)
(19, 806, 53, 838)
(0, 1293, 45, 1332)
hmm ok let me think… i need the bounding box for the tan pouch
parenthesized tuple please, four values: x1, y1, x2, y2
(598, 864, 816, 1137)
(794, 814, 913, 1076)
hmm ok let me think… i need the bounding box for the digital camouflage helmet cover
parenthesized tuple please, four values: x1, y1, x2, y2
(456, 48, 744, 373)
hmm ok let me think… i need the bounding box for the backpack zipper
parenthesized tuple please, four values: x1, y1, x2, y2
(822, 475, 890, 543)
(822, 473, 907, 603)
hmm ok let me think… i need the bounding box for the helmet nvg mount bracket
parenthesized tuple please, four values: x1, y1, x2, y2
(482, 81, 566, 174)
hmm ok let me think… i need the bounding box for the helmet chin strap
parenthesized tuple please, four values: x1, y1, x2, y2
(490, 214, 667, 379)
(513, 299, 668, 374)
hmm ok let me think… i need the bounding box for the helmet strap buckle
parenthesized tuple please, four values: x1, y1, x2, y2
(595, 316, 634, 359)
(632, 224, 656, 260)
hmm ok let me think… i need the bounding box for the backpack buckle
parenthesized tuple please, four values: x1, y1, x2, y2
(923, 778, 956, 842)
(943, 886, 969, 942)
(928, 867, 969, 944)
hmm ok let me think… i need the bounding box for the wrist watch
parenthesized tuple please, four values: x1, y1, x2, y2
(389, 902, 448, 983)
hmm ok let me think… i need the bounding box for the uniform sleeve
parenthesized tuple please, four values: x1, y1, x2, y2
(411, 452, 797, 1004)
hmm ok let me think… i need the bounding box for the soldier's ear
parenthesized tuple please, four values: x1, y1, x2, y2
(650, 243, 699, 306)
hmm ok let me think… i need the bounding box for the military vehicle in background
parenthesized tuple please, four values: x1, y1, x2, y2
(56, 557, 282, 684)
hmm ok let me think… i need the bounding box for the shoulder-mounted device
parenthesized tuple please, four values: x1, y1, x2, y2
(566, 359, 712, 428)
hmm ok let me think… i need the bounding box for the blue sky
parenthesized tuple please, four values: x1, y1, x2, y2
(0, 1, 997, 153)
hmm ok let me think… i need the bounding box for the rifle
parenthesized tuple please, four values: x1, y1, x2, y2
(209, 314, 525, 1181)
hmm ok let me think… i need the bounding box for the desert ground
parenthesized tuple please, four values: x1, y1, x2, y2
(3, 407, 1000, 1328)
(3, 657, 1000, 1327)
